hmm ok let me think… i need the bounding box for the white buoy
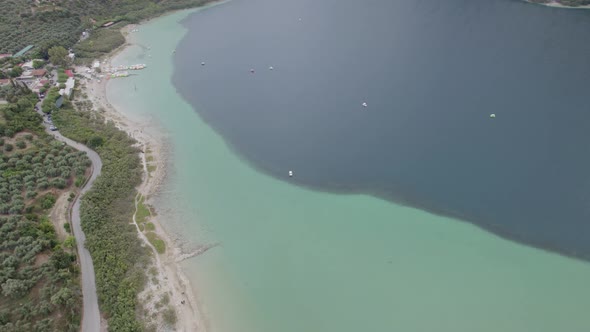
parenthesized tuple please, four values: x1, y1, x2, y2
(288, 170, 293, 177)
(362, 102, 368, 108)
(490, 113, 496, 118)
(269, 66, 274, 70)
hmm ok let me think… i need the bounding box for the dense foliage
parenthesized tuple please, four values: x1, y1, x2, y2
(53, 108, 150, 331)
(0, 0, 212, 55)
(0, 92, 90, 331)
(0, 215, 81, 332)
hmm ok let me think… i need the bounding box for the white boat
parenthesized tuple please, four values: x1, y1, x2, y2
(490, 113, 496, 118)
(288, 171, 293, 177)
(362, 102, 368, 107)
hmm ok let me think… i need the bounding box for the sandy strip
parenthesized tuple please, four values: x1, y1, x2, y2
(79, 26, 208, 332)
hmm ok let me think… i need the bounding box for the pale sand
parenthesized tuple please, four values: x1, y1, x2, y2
(78, 26, 209, 331)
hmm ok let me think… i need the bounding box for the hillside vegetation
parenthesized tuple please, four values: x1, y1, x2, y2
(0, 0, 211, 55)
(53, 105, 151, 331)
(0, 88, 90, 331)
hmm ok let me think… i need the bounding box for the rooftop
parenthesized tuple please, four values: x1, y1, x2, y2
(14, 45, 34, 57)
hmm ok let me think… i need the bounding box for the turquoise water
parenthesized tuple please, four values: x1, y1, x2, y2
(108, 9, 590, 332)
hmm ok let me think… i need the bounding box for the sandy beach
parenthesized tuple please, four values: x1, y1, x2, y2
(80, 24, 208, 332)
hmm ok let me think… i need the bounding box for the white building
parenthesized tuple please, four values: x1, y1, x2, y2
(59, 77, 75, 98)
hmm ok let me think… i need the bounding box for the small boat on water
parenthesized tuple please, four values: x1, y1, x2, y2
(201, 62, 206, 66)
(288, 171, 293, 177)
(490, 113, 496, 118)
(362, 102, 368, 108)
(250, 68, 255, 73)
(269, 66, 274, 70)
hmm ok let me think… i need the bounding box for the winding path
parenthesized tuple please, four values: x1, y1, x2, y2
(37, 103, 103, 332)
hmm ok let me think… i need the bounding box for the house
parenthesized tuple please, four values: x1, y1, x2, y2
(22, 61, 35, 71)
(64, 69, 74, 78)
(13, 45, 34, 58)
(16, 71, 34, 82)
(32, 69, 47, 78)
(59, 77, 75, 98)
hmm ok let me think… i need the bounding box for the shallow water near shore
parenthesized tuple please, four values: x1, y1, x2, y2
(108, 7, 590, 332)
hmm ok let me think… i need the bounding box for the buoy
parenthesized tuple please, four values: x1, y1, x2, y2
(288, 170, 293, 177)
(250, 69, 255, 73)
(269, 66, 274, 70)
(201, 62, 205, 66)
(490, 113, 496, 118)
(362, 102, 368, 108)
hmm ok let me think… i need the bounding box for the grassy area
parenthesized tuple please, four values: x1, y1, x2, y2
(145, 222, 156, 231)
(146, 232, 166, 254)
(136, 195, 151, 224)
(147, 164, 157, 176)
(74, 28, 125, 62)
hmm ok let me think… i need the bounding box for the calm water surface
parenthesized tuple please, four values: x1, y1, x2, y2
(174, 0, 590, 258)
(107, 4, 590, 332)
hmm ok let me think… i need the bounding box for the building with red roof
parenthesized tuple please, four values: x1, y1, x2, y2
(32, 69, 47, 78)
(65, 69, 74, 78)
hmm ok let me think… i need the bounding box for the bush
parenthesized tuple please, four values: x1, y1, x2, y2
(41, 194, 56, 209)
(4, 144, 13, 152)
(15, 140, 26, 149)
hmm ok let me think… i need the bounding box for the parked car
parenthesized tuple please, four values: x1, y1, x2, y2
(49, 125, 57, 131)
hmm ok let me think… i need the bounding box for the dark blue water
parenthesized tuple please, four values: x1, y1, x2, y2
(174, 0, 590, 259)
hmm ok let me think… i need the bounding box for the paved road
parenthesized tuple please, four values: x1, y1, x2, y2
(36, 103, 102, 332)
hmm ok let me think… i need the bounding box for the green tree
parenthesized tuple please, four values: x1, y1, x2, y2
(48, 46, 68, 67)
(32, 60, 45, 69)
(9, 66, 23, 78)
(64, 236, 76, 248)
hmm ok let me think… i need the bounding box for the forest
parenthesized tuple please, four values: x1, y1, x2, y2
(0, 0, 212, 55)
(0, 87, 90, 331)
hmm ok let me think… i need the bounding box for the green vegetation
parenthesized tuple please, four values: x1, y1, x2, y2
(136, 195, 150, 224)
(48, 46, 69, 67)
(52, 106, 151, 331)
(0, 91, 91, 331)
(0, 0, 213, 55)
(41, 87, 62, 114)
(0, 215, 81, 331)
(145, 232, 166, 254)
(74, 28, 125, 61)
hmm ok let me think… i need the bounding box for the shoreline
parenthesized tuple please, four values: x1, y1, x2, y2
(82, 23, 208, 331)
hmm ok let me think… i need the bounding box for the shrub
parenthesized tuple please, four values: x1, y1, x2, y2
(41, 194, 56, 209)
(15, 140, 26, 149)
(4, 144, 13, 152)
